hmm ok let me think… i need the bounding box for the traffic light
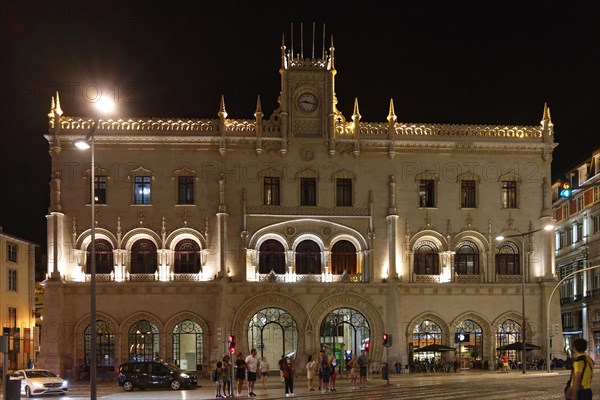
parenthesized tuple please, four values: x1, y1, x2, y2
(227, 335, 236, 354)
(559, 182, 572, 200)
(383, 333, 392, 347)
(364, 342, 370, 351)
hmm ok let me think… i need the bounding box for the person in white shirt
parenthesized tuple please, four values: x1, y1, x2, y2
(245, 349, 259, 397)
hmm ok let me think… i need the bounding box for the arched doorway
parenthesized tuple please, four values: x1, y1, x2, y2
(330, 240, 357, 274)
(128, 320, 159, 362)
(247, 308, 298, 369)
(172, 319, 203, 370)
(258, 240, 286, 274)
(84, 320, 115, 370)
(454, 320, 483, 369)
(496, 319, 521, 366)
(411, 320, 443, 362)
(319, 308, 370, 370)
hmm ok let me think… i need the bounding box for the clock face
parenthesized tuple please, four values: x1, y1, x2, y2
(297, 93, 318, 113)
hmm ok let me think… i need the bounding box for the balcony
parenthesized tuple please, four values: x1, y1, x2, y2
(258, 272, 363, 283)
(587, 288, 600, 298)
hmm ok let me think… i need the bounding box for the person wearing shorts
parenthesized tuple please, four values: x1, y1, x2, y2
(245, 349, 258, 397)
(358, 350, 368, 388)
(259, 356, 269, 389)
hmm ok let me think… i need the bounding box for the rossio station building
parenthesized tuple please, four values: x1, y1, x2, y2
(39, 28, 563, 378)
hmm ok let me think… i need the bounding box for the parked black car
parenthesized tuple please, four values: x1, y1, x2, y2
(117, 361, 198, 391)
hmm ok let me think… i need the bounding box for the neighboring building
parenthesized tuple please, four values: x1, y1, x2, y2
(0, 227, 38, 370)
(552, 148, 600, 361)
(39, 29, 563, 379)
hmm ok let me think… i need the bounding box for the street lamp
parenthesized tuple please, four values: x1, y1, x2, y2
(545, 264, 600, 373)
(74, 97, 114, 400)
(495, 222, 554, 374)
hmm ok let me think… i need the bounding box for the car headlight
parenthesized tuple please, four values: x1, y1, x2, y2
(62, 380, 68, 388)
(179, 373, 189, 378)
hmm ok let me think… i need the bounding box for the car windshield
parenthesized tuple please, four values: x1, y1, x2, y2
(162, 362, 181, 371)
(26, 370, 57, 378)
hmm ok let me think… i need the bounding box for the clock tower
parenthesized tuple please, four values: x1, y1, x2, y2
(279, 24, 338, 149)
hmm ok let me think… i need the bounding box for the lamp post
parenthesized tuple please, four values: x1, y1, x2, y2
(545, 264, 600, 373)
(496, 223, 554, 374)
(74, 97, 114, 400)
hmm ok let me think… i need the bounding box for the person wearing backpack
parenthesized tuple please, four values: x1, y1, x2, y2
(565, 338, 594, 400)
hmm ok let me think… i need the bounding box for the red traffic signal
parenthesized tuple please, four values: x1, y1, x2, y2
(364, 342, 370, 351)
(227, 335, 236, 353)
(383, 333, 392, 347)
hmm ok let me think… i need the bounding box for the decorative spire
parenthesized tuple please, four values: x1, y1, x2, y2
(542, 102, 552, 122)
(328, 34, 335, 69)
(49, 95, 55, 117)
(352, 98, 361, 121)
(255, 95, 263, 115)
(281, 33, 287, 69)
(218, 95, 227, 119)
(54, 91, 63, 116)
(387, 98, 397, 123)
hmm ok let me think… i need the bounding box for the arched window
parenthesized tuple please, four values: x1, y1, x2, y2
(455, 241, 479, 275)
(295, 240, 321, 274)
(130, 239, 157, 274)
(495, 319, 522, 363)
(128, 320, 159, 362)
(84, 320, 115, 369)
(496, 242, 520, 275)
(259, 240, 286, 274)
(412, 320, 442, 361)
(174, 239, 201, 274)
(414, 241, 439, 274)
(173, 320, 203, 370)
(331, 240, 357, 274)
(86, 239, 113, 274)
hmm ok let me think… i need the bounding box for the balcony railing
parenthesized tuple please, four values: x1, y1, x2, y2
(587, 288, 600, 298)
(257, 272, 363, 283)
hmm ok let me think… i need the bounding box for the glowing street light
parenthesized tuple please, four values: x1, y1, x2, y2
(74, 97, 115, 400)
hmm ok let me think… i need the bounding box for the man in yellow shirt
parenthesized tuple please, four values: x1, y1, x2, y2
(565, 338, 594, 400)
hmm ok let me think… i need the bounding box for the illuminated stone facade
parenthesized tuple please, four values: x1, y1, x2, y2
(40, 32, 564, 378)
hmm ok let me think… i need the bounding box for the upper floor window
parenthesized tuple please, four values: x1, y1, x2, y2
(258, 239, 286, 274)
(575, 196, 583, 212)
(86, 239, 114, 274)
(92, 176, 107, 204)
(495, 242, 520, 275)
(264, 177, 281, 206)
(295, 240, 321, 274)
(455, 241, 479, 275)
(178, 176, 195, 205)
(414, 241, 439, 274)
(134, 176, 152, 205)
(419, 180, 435, 208)
(336, 179, 353, 207)
(501, 181, 518, 208)
(174, 239, 201, 273)
(8, 269, 17, 291)
(594, 186, 600, 203)
(7, 242, 17, 262)
(594, 215, 600, 234)
(331, 240, 357, 274)
(130, 239, 157, 274)
(575, 222, 584, 242)
(460, 180, 477, 208)
(300, 178, 317, 206)
(566, 226, 573, 245)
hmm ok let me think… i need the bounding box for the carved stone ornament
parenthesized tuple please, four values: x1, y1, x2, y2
(301, 148, 314, 161)
(285, 226, 296, 236)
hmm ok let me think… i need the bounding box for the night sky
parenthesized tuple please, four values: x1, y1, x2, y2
(1, 1, 598, 247)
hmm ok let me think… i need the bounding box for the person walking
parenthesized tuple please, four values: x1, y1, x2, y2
(283, 356, 294, 397)
(245, 348, 258, 397)
(565, 338, 594, 400)
(279, 354, 286, 383)
(305, 355, 317, 391)
(259, 356, 269, 389)
(27, 359, 35, 369)
(358, 349, 368, 389)
(235, 351, 246, 397)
